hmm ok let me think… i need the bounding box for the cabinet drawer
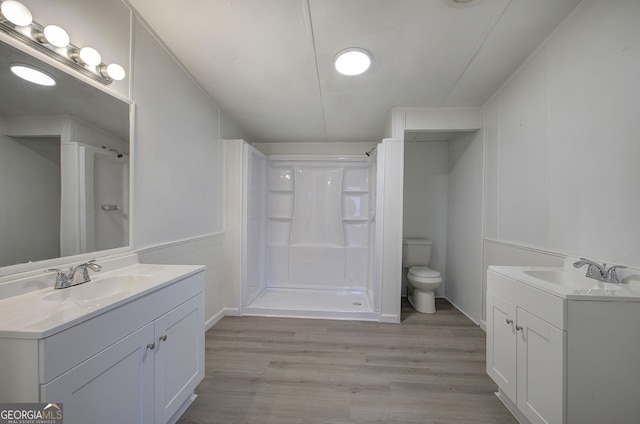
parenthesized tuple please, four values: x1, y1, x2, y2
(39, 271, 204, 383)
(488, 270, 565, 330)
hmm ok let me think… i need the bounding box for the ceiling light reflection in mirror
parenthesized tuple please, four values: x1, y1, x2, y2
(10, 63, 55, 86)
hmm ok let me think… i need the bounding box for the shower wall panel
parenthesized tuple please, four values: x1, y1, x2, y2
(244, 145, 267, 306)
(266, 157, 372, 292)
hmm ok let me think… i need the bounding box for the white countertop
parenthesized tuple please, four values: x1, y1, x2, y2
(0, 263, 205, 339)
(489, 265, 640, 301)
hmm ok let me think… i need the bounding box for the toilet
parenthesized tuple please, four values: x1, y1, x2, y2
(402, 238, 442, 313)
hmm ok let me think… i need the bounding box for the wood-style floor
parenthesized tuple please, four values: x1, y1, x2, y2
(178, 298, 517, 424)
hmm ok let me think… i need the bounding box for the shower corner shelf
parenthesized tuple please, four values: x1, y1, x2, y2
(268, 188, 294, 192)
(342, 218, 369, 222)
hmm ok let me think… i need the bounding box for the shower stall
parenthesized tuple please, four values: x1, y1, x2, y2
(61, 142, 129, 257)
(239, 143, 380, 320)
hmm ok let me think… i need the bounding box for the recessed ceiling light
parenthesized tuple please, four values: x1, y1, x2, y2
(10, 64, 56, 86)
(334, 48, 371, 76)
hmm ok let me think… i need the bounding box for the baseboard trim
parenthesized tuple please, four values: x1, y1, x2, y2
(205, 309, 225, 331)
(494, 390, 528, 424)
(224, 307, 240, 317)
(168, 392, 198, 424)
(379, 313, 400, 324)
(444, 297, 481, 326)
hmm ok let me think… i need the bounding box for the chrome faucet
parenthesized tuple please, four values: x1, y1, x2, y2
(573, 258, 627, 283)
(45, 260, 102, 289)
(605, 265, 627, 284)
(573, 258, 608, 281)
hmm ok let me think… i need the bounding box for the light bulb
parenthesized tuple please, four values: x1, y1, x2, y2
(78, 47, 102, 66)
(105, 63, 125, 80)
(1, 0, 32, 26)
(10, 64, 56, 86)
(334, 48, 371, 76)
(42, 25, 70, 48)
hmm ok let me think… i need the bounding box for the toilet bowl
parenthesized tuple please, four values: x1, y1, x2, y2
(402, 238, 442, 313)
(406, 266, 442, 314)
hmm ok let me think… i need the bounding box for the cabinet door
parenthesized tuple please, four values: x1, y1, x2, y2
(41, 323, 155, 424)
(517, 309, 565, 424)
(154, 294, 205, 423)
(486, 293, 517, 401)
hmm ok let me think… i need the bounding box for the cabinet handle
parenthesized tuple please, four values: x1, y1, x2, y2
(506, 319, 513, 324)
(515, 325, 523, 331)
(146, 342, 155, 350)
(159, 335, 168, 342)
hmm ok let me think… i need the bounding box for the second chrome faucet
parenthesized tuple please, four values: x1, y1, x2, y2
(573, 258, 627, 284)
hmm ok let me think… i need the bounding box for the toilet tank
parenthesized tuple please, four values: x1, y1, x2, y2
(402, 238, 432, 268)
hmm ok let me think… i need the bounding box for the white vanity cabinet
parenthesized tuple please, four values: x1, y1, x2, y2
(487, 267, 640, 424)
(40, 292, 204, 424)
(0, 264, 205, 424)
(487, 270, 565, 424)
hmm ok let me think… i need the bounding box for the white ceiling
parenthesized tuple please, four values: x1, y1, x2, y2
(127, 0, 582, 143)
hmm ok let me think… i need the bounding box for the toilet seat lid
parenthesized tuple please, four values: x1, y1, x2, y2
(409, 267, 440, 278)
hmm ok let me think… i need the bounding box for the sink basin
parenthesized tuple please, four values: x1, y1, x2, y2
(0, 262, 205, 338)
(523, 270, 623, 290)
(43, 275, 156, 308)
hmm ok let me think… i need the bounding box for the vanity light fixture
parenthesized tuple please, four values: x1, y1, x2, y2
(0, 0, 125, 85)
(334, 48, 371, 76)
(10, 63, 56, 86)
(0, 0, 32, 26)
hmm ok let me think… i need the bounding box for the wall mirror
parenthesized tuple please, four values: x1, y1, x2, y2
(0, 38, 131, 271)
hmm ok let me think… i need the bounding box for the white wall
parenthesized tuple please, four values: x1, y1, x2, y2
(376, 139, 404, 323)
(0, 134, 60, 266)
(132, 18, 222, 245)
(484, 0, 640, 269)
(402, 141, 448, 297)
(130, 17, 237, 325)
(445, 132, 484, 324)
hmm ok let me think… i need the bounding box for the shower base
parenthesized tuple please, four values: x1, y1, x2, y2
(242, 288, 378, 321)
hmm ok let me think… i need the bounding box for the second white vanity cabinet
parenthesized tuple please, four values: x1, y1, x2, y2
(0, 263, 205, 424)
(487, 266, 640, 424)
